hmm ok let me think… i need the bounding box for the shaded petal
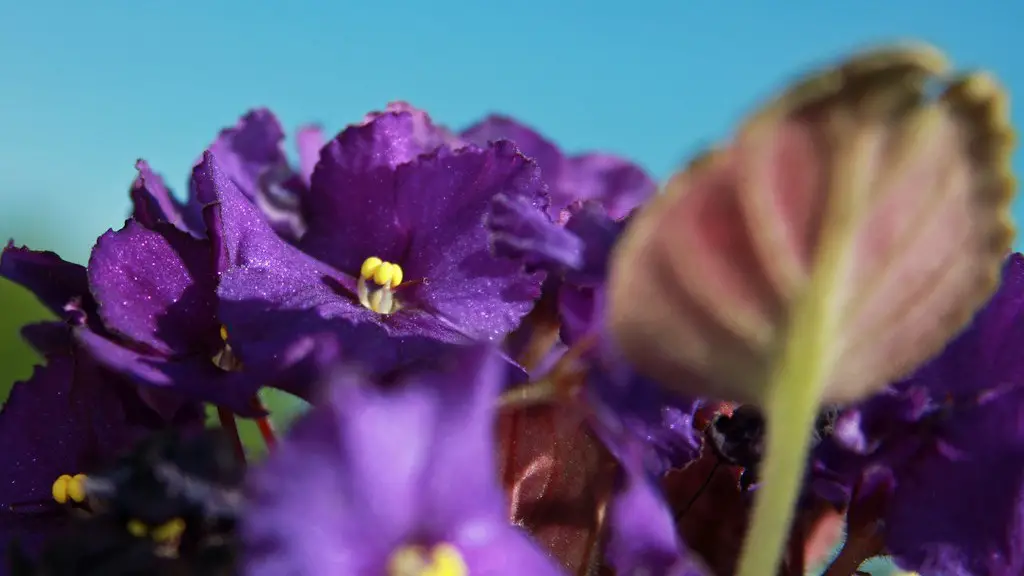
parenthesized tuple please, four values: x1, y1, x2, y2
(561, 153, 657, 219)
(456, 526, 565, 576)
(398, 143, 546, 341)
(244, 367, 435, 575)
(421, 347, 508, 530)
(884, 387, 1024, 575)
(603, 435, 710, 576)
(201, 109, 289, 204)
(295, 125, 325, 187)
(87, 220, 219, 356)
(462, 116, 563, 208)
(485, 193, 582, 270)
(129, 159, 191, 233)
(0, 244, 91, 319)
(74, 327, 260, 414)
(562, 204, 626, 286)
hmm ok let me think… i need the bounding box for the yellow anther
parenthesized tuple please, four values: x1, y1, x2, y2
(219, 325, 229, 341)
(389, 264, 403, 288)
(360, 257, 404, 288)
(67, 474, 88, 503)
(374, 262, 395, 286)
(127, 519, 149, 538)
(387, 543, 467, 576)
(52, 473, 88, 504)
(151, 517, 186, 543)
(361, 256, 383, 279)
(51, 474, 72, 504)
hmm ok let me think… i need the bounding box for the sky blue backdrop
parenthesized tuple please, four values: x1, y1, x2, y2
(0, 1, 1020, 264)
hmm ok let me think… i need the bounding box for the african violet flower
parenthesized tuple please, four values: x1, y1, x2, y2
(213, 106, 549, 347)
(46, 200, 324, 412)
(243, 345, 562, 575)
(132, 108, 324, 242)
(462, 115, 656, 220)
(824, 253, 1024, 575)
(0, 321, 204, 571)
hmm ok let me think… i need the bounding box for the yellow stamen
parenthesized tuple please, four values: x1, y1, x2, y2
(151, 517, 187, 543)
(357, 256, 405, 314)
(127, 519, 149, 538)
(361, 256, 384, 280)
(387, 543, 467, 576)
(212, 324, 244, 371)
(52, 473, 88, 504)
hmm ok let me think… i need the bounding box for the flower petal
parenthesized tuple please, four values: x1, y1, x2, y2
(129, 159, 193, 233)
(0, 243, 91, 319)
(87, 220, 219, 356)
(296, 125, 325, 187)
(74, 327, 260, 414)
(561, 153, 657, 220)
(397, 143, 546, 341)
(485, 192, 582, 271)
(244, 366, 436, 575)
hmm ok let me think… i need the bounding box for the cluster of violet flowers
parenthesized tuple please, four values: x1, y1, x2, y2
(0, 96, 1021, 576)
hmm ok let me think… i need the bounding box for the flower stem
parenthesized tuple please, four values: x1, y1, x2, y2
(217, 407, 246, 464)
(250, 396, 278, 449)
(735, 245, 847, 576)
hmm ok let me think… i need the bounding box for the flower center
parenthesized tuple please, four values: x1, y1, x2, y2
(212, 325, 244, 371)
(357, 256, 405, 315)
(386, 543, 467, 576)
(51, 473, 89, 505)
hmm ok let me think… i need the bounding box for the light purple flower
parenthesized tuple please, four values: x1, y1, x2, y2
(243, 345, 563, 575)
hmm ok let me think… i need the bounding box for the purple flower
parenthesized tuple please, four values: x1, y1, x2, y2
(828, 253, 1024, 575)
(213, 107, 548, 346)
(132, 109, 324, 242)
(243, 346, 562, 575)
(462, 115, 656, 220)
(0, 322, 204, 570)
(600, 426, 710, 576)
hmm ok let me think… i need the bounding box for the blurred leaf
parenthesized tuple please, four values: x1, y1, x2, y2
(0, 278, 52, 404)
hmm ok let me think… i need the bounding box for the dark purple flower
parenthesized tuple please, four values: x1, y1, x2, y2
(243, 346, 562, 575)
(0, 322, 203, 571)
(72, 213, 322, 413)
(827, 253, 1024, 575)
(462, 115, 656, 220)
(212, 108, 548, 346)
(132, 109, 324, 243)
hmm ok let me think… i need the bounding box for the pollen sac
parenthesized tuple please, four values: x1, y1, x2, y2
(51, 473, 89, 505)
(386, 543, 467, 576)
(357, 256, 405, 315)
(211, 325, 244, 372)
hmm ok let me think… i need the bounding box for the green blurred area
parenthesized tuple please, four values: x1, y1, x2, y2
(0, 277, 307, 456)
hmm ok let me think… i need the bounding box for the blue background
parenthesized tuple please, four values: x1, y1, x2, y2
(0, 2, 1017, 573)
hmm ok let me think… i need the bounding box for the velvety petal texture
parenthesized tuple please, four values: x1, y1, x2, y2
(243, 346, 562, 576)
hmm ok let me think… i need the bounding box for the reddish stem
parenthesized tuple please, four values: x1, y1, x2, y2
(250, 396, 278, 449)
(217, 407, 246, 464)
